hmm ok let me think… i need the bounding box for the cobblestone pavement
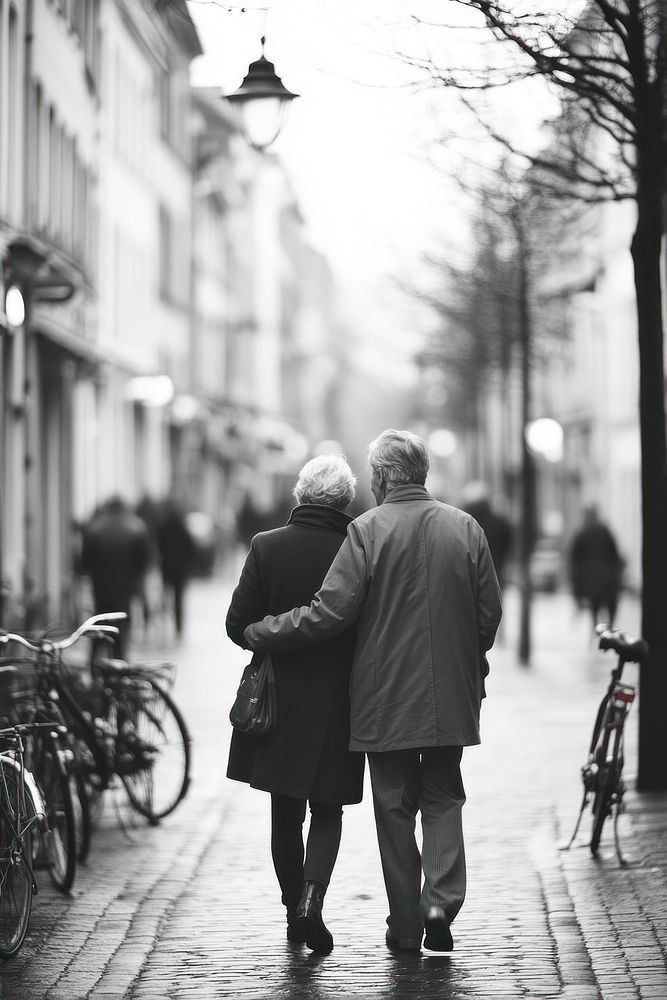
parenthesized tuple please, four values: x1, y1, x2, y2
(1, 571, 666, 999)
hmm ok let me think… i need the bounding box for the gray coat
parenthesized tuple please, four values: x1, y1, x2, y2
(244, 485, 503, 753)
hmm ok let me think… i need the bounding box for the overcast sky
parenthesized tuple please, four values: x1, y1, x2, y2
(187, 1, 561, 381)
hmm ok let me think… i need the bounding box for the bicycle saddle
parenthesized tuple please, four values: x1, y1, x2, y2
(596, 626, 648, 662)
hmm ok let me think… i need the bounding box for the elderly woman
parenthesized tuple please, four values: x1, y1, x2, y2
(225, 454, 364, 954)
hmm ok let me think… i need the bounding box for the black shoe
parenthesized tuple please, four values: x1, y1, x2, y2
(385, 930, 422, 952)
(294, 881, 334, 954)
(286, 908, 307, 944)
(423, 906, 453, 952)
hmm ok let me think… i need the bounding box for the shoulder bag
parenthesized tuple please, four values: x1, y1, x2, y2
(229, 653, 277, 735)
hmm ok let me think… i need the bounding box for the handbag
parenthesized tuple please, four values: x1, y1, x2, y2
(229, 653, 277, 735)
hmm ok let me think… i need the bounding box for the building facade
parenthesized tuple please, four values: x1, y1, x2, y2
(0, 3, 345, 628)
(0, 0, 202, 627)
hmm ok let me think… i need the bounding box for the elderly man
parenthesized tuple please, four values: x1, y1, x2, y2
(244, 429, 502, 952)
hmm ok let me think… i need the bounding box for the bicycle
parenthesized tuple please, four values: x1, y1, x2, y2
(564, 624, 648, 863)
(0, 614, 190, 832)
(0, 719, 48, 958)
(88, 648, 191, 824)
(0, 616, 123, 889)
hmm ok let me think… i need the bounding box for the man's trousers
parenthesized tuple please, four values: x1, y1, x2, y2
(367, 746, 466, 940)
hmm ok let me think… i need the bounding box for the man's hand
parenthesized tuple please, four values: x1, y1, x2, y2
(243, 623, 264, 650)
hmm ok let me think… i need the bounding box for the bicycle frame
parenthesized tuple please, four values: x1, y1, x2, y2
(0, 732, 48, 899)
(564, 648, 637, 862)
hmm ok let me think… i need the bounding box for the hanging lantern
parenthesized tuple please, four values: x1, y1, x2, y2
(225, 37, 298, 151)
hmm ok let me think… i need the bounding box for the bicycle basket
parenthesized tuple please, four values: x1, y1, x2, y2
(0, 662, 38, 726)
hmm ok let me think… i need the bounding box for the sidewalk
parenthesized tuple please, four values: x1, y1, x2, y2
(1, 577, 666, 999)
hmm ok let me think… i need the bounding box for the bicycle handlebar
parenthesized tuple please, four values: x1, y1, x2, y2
(0, 722, 68, 737)
(0, 612, 127, 653)
(595, 623, 648, 663)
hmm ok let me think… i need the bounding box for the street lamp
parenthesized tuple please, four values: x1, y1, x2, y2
(428, 428, 458, 460)
(225, 36, 298, 151)
(525, 418, 564, 463)
(4, 286, 26, 329)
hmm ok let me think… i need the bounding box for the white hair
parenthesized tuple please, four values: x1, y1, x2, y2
(368, 429, 429, 487)
(293, 454, 357, 510)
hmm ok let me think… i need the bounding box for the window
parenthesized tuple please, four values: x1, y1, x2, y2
(159, 68, 171, 142)
(38, 95, 49, 232)
(72, 0, 86, 45)
(159, 204, 172, 299)
(44, 107, 58, 235)
(27, 82, 41, 229)
(7, 5, 18, 219)
(62, 131, 73, 253)
(83, 0, 100, 89)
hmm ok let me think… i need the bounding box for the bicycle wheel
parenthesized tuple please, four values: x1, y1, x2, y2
(590, 722, 622, 856)
(116, 678, 190, 823)
(72, 771, 92, 864)
(0, 765, 33, 958)
(33, 734, 77, 892)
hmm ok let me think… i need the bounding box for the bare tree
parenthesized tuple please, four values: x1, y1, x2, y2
(416, 165, 574, 664)
(405, 0, 665, 789)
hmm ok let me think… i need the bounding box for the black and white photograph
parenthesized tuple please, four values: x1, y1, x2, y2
(0, 1, 666, 997)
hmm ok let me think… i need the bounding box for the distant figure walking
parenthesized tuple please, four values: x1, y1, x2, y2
(569, 506, 623, 628)
(156, 496, 195, 639)
(462, 481, 513, 586)
(81, 497, 151, 658)
(135, 493, 160, 629)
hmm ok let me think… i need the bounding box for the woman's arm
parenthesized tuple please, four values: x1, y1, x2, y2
(226, 542, 266, 649)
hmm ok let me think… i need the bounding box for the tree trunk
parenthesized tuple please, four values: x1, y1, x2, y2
(516, 234, 534, 665)
(632, 141, 667, 790)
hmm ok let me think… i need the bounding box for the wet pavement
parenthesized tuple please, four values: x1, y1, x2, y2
(1, 570, 666, 999)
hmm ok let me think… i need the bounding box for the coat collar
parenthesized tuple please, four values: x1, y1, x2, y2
(287, 503, 352, 536)
(383, 484, 433, 504)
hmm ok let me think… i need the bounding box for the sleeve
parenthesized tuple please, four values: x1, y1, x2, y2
(477, 527, 503, 654)
(243, 521, 369, 653)
(80, 528, 94, 577)
(226, 541, 267, 649)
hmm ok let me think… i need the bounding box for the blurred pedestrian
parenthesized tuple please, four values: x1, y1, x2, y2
(156, 495, 195, 639)
(569, 506, 623, 628)
(226, 455, 364, 954)
(245, 430, 502, 955)
(135, 493, 160, 629)
(80, 496, 151, 659)
(462, 481, 513, 587)
(236, 494, 261, 548)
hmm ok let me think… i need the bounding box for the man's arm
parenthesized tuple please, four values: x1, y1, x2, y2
(226, 542, 266, 649)
(477, 529, 503, 653)
(476, 529, 503, 698)
(244, 521, 369, 653)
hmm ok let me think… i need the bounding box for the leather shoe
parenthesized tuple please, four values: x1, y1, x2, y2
(424, 906, 453, 952)
(286, 908, 307, 944)
(385, 930, 422, 952)
(294, 881, 334, 954)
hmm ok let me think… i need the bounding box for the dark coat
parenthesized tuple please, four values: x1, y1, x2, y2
(463, 500, 513, 584)
(225, 504, 364, 804)
(569, 520, 623, 604)
(81, 503, 151, 608)
(156, 505, 195, 584)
